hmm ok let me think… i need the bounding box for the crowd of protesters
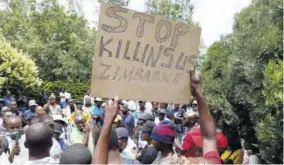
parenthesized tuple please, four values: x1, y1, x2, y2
(0, 71, 261, 164)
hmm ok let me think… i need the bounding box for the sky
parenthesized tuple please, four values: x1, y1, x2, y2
(80, 0, 252, 48)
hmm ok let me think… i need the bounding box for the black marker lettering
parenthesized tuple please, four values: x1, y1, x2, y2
(160, 72, 173, 83)
(133, 13, 155, 38)
(99, 62, 111, 80)
(115, 39, 123, 59)
(133, 41, 141, 62)
(99, 36, 113, 57)
(171, 23, 189, 48)
(155, 19, 172, 43)
(112, 66, 120, 80)
(140, 44, 149, 63)
(161, 47, 174, 68)
(101, 7, 128, 33)
(175, 53, 188, 70)
(132, 68, 144, 81)
(118, 66, 135, 81)
(145, 45, 163, 67)
(123, 40, 131, 60)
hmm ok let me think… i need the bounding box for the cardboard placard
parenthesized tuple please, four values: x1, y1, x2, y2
(91, 4, 201, 104)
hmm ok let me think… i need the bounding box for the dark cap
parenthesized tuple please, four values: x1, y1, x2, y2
(139, 113, 155, 121)
(75, 101, 83, 105)
(0, 99, 4, 103)
(115, 127, 129, 138)
(141, 121, 156, 133)
(54, 123, 63, 133)
(158, 109, 166, 114)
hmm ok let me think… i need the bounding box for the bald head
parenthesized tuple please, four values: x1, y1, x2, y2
(26, 122, 53, 152)
(38, 115, 54, 125)
(59, 144, 92, 164)
(6, 116, 22, 132)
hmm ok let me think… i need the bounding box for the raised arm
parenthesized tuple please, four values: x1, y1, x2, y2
(190, 70, 217, 155)
(92, 97, 118, 164)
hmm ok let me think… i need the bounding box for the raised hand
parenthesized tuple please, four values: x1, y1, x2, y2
(104, 96, 119, 124)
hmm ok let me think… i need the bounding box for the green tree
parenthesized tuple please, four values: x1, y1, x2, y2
(98, 0, 130, 7)
(145, 0, 194, 24)
(0, 0, 96, 81)
(0, 39, 41, 92)
(201, 0, 283, 163)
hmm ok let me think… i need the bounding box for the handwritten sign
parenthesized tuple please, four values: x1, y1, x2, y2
(91, 4, 201, 104)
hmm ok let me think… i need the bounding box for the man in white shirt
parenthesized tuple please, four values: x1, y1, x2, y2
(14, 122, 57, 165)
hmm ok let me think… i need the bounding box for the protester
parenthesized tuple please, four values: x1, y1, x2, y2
(44, 93, 61, 118)
(151, 120, 179, 164)
(16, 122, 56, 164)
(62, 99, 75, 121)
(35, 106, 45, 117)
(54, 123, 69, 151)
(59, 143, 92, 164)
(91, 97, 104, 128)
(154, 109, 170, 124)
(174, 111, 185, 145)
(0, 108, 13, 136)
(175, 70, 222, 164)
(115, 127, 136, 161)
(0, 99, 5, 112)
(243, 139, 261, 164)
(83, 96, 93, 113)
(70, 113, 94, 154)
(69, 101, 91, 124)
(4, 91, 15, 106)
(4, 116, 28, 163)
(221, 135, 244, 164)
(59, 91, 68, 109)
(38, 114, 63, 161)
(9, 101, 20, 116)
(136, 121, 158, 164)
(121, 102, 135, 136)
(151, 102, 159, 117)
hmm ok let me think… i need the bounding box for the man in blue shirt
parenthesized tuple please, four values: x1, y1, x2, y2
(4, 91, 15, 106)
(121, 103, 135, 136)
(23, 100, 37, 124)
(91, 98, 104, 128)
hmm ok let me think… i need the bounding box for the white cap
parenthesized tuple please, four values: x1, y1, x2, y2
(95, 97, 103, 102)
(60, 92, 65, 97)
(127, 100, 137, 111)
(28, 100, 37, 106)
(65, 92, 71, 100)
(53, 115, 67, 125)
(193, 100, 197, 104)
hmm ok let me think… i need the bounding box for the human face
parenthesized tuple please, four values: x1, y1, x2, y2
(153, 102, 159, 111)
(75, 117, 85, 132)
(174, 104, 179, 110)
(183, 117, 190, 125)
(141, 132, 150, 141)
(54, 132, 61, 140)
(112, 122, 119, 128)
(159, 103, 167, 109)
(152, 139, 162, 151)
(30, 105, 37, 111)
(6, 119, 22, 132)
(9, 102, 17, 112)
(118, 138, 127, 152)
(158, 113, 165, 121)
(139, 101, 145, 109)
(36, 107, 45, 116)
(49, 98, 56, 104)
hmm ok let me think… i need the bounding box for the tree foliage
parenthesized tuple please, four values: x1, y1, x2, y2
(0, 0, 96, 81)
(145, 0, 194, 24)
(0, 39, 41, 92)
(98, 0, 130, 7)
(201, 0, 283, 163)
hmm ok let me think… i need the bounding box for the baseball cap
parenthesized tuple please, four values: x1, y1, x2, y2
(115, 127, 129, 138)
(139, 113, 154, 121)
(28, 100, 37, 107)
(127, 100, 137, 111)
(141, 121, 156, 133)
(158, 109, 166, 114)
(193, 100, 197, 105)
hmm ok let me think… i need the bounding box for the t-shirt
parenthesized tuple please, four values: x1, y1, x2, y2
(14, 157, 57, 165)
(182, 131, 198, 157)
(221, 149, 243, 164)
(69, 111, 91, 124)
(46, 104, 61, 118)
(23, 110, 36, 119)
(151, 152, 179, 164)
(122, 113, 135, 136)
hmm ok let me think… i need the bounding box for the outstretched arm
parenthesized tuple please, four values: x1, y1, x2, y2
(190, 70, 217, 155)
(92, 97, 118, 164)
